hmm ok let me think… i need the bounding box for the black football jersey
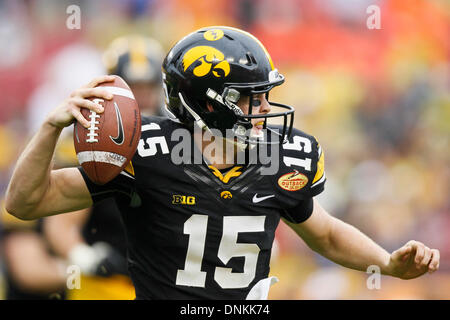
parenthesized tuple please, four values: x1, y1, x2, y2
(79, 116, 326, 299)
(82, 199, 127, 260)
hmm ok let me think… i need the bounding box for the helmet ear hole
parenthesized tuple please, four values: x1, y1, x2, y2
(246, 52, 257, 66)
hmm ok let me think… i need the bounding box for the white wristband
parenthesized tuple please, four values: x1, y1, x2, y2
(68, 243, 102, 275)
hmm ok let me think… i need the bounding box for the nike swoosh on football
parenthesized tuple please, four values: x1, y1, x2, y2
(110, 101, 124, 145)
(252, 194, 275, 203)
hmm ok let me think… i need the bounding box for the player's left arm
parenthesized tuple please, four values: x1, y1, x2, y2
(282, 133, 439, 280)
(285, 197, 440, 280)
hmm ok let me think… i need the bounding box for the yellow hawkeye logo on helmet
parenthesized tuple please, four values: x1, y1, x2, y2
(182, 46, 230, 78)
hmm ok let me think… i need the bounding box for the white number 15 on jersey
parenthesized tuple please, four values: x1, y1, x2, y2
(176, 214, 266, 289)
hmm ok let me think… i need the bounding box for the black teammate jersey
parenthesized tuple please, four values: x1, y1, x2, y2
(82, 199, 128, 261)
(79, 116, 326, 299)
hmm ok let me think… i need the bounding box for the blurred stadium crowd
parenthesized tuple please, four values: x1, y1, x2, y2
(0, 0, 448, 299)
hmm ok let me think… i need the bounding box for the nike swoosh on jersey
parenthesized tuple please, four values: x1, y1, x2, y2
(252, 194, 275, 203)
(110, 101, 124, 145)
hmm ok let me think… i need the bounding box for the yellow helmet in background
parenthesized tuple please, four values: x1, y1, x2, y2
(102, 35, 165, 85)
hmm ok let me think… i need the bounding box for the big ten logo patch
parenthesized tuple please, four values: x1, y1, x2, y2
(173, 195, 196, 205)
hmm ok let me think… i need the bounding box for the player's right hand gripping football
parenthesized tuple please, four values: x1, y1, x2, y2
(46, 75, 116, 129)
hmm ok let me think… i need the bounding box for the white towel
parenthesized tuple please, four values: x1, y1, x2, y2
(245, 276, 279, 300)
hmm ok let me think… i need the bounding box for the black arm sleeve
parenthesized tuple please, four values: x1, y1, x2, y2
(281, 197, 314, 224)
(78, 167, 135, 204)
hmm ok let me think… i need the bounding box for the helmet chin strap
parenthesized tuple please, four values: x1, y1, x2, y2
(207, 88, 270, 151)
(206, 88, 242, 116)
(163, 104, 182, 123)
(180, 90, 264, 155)
(178, 92, 208, 130)
(178, 91, 249, 154)
(206, 88, 254, 133)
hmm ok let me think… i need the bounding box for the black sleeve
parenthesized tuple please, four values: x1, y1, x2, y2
(78, 167, 135, 204)
(281, 197, 314, 224)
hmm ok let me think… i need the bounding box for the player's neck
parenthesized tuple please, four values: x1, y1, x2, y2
(193, 129, 236, 170)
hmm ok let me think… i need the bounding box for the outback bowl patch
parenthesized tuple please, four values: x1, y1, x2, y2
(278, 171, 308, 191)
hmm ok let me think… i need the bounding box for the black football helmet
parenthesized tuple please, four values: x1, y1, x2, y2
(103, 35, 165, 84)
(162, 26, 294, 145)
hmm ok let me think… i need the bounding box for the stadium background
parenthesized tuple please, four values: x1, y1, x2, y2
(0, 0, 448, 299)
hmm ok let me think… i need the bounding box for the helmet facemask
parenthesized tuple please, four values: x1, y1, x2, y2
(205, 75, 294, 149)
(174, 80, 295, 153)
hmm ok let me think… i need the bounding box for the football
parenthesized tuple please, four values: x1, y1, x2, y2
(73, 75, 141, 185)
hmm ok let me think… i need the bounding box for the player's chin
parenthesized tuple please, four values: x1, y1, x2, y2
(250, 123, 264, 139)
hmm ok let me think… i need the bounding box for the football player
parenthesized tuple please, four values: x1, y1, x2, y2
(5, 26, 440, 299)
(0, 209, 67, 300)
(102, 35, 166, 117)
(43, 35, 166, 300)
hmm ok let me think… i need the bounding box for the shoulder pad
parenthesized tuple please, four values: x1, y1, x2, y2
(274, 127, 326, 201)
(133, 115, 187, 164)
